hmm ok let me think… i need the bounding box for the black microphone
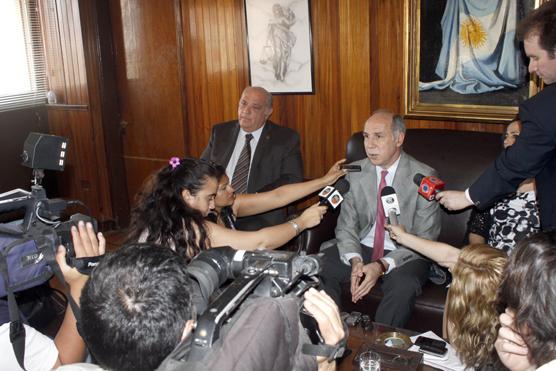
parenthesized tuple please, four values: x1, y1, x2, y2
(318, 179, 350, 209)
(380, 186, 400, 225)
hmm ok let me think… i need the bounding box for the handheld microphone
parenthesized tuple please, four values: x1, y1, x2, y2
(318, 179, 350, 209)
(413, 173, 446, 201)
(380, 186, 400, 225)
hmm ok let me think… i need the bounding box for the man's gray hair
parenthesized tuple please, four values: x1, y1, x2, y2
(392, 114, 406, 135)
(248, 86, 273, 108)
(373, 108, 406, 136)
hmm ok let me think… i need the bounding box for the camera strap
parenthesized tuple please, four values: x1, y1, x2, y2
(66, 256, 101, 275)
(301, 322, 349, 362)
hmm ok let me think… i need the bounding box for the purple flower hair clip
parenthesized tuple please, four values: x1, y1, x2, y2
(169, 157, 181, 170)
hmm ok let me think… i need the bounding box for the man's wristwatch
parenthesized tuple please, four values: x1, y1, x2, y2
(376, 259, 388, 275)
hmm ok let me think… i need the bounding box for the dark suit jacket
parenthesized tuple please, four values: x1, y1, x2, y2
(201, 120, 303, 230)
(470, 84, 556, 230)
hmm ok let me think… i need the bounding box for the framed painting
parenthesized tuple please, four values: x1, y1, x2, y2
(404, 0, 545, 123)
(244, 0, 314, 94)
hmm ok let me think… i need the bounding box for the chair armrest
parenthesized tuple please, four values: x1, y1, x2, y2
(296, 207, 340, 255)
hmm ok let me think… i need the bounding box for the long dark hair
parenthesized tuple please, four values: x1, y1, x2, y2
(500, 231, 556, 368)
(128, 158, 218, 262)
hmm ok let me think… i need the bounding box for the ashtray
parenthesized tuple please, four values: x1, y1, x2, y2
(375, 331, 412, 350)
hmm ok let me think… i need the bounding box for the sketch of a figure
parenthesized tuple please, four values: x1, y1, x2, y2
(260, 4, 296, 81)
(420, 0, 525, 94)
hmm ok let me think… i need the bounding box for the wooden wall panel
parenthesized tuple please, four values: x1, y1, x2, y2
(110, 0, 507, 206)
(110, 0, 186, 202)
(180, 0, 373, 179)
(41, 0, 115, 225)
(47, 108, 112, 219)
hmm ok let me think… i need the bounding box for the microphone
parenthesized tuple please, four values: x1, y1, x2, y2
(380, 186, 400, 225)
(413, 173, 446, 201)
(318, 179, 350, 209)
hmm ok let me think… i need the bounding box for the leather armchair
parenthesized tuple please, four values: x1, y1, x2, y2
(300, 129, 502, 335)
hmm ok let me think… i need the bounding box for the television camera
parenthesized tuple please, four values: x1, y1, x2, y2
(185, 246, 323, 360)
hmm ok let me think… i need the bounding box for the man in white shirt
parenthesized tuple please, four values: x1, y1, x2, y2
(201, 86, 303, 230)
(319, 110, 441, 327)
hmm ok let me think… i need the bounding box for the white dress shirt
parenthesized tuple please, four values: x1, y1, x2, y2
(225, 124, 266, 184)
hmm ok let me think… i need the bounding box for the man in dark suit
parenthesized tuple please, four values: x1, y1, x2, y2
(319, 110, 441, 327)
(437, 1, 556, 230)
(201, 86, 303, 230)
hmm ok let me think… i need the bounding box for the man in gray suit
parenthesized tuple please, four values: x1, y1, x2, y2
(320, 110, 441, 327)
(201, 86, 303, 231)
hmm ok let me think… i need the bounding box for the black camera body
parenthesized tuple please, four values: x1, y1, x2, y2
(186, 247, 322, 360)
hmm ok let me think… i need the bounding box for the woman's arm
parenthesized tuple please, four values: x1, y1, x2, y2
(468, 232, 486, 245)
(386, 224, 460, 270)
(208, 204, 327, 250)
(234, 160, 346, 217)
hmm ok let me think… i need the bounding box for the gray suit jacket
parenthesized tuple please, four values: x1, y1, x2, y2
(321, 152, 441, 267)
(201, 120, 303, 230)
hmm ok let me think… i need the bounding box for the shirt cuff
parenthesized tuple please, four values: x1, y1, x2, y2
(464, 188, 474, 205)
(382, 257, 396, 274)
(342, 253, 362, 266)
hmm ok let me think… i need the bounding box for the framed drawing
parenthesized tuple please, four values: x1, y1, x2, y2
(404, 0, 544, 123)
(244, 0, 314, 94)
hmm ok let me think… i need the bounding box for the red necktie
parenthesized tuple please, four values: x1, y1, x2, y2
(372, 170, 388, 261)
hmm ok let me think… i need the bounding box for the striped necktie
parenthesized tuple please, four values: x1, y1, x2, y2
(231, 133, 254, 194)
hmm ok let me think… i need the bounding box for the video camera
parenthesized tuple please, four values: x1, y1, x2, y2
(0, 133, 99, 299)
(186, 246, 322, 360)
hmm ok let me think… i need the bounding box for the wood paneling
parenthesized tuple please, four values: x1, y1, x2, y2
(41, 0, 121, 225)
(109, 0, 506, 205)
(110, 0, 186, 203)
(47, 107, 111, 219)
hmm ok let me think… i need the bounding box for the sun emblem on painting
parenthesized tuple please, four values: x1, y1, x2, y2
(460, 16, 487, 49)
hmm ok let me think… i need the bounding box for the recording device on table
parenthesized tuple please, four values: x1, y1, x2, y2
(380, 186, 400, 226)
(413, 173, 446, 201)
(0, 133, 99, 370)
(318, 178, 350, 209)
(414, 336, 448, 356)
(179, 246, 346, 362)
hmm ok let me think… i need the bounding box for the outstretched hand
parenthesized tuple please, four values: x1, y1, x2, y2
(385, 224, 407, 244)
(298, 203, 328, 230)
(55, 221, 105, 287)
(322, 159, 348, 185)
(436, 190, 472, 211)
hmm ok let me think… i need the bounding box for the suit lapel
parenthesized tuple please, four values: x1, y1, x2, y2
(249, 122, 271, 175)
(359, 160, 378, 228)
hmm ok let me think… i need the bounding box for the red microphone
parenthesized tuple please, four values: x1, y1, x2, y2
(413, 173, 446, 201)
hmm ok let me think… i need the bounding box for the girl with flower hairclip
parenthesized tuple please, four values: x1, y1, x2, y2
(128, 157, 330, 262)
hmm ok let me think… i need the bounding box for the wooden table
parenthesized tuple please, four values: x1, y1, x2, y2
(338, 323, 442, 371)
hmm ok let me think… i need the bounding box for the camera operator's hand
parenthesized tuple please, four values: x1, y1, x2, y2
(303, 289, 345, 371)
(55, 221, 105, 288)
(53, 221, 105, 366)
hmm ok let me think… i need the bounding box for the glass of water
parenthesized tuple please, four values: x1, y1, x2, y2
(359, 350, 381, 371)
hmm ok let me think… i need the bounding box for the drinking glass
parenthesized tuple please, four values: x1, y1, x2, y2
(359, 350, 381, 371)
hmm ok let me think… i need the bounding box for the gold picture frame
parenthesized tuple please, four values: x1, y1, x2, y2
(404, 0, 544, 123)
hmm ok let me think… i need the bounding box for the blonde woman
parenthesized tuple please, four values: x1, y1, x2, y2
(387, 224, 507, 369)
